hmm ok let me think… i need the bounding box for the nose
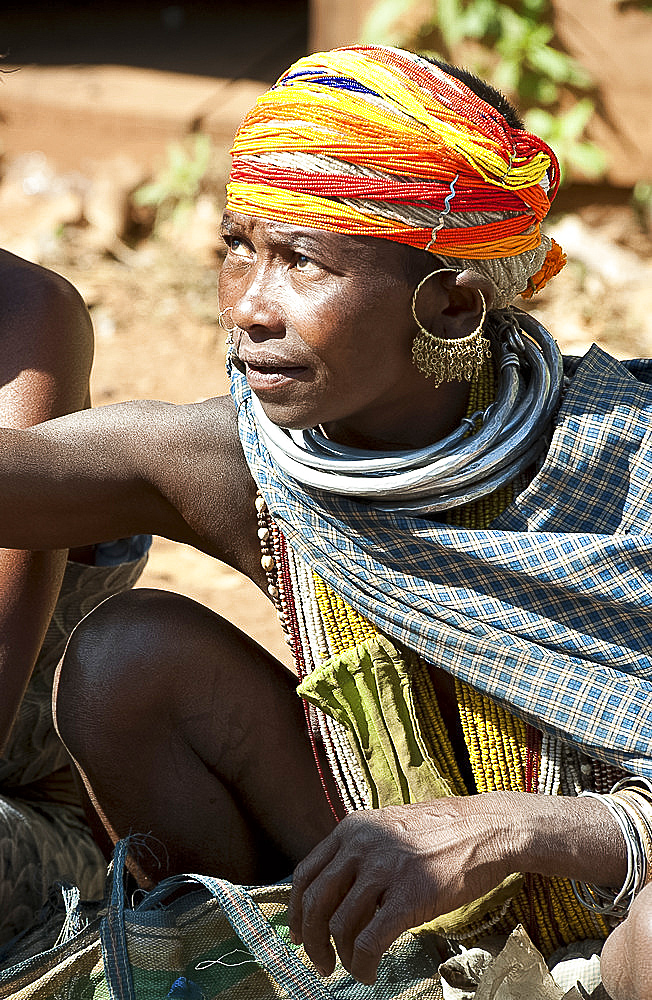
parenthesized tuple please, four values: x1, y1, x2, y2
(230, 263, 285, 340)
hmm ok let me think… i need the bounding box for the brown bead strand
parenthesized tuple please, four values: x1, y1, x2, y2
(255, 492, 292, 645)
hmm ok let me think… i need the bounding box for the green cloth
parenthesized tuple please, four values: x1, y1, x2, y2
(298, 634, 523, 937)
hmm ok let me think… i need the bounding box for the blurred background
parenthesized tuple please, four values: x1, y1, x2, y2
(1, 0, 651, 661)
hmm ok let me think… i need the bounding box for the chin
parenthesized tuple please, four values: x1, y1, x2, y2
(256, 396, 318, 431)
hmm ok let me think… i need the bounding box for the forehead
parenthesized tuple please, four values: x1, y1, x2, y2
(221, 211, 411, 274)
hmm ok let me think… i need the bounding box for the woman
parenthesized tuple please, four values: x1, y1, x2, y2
(0, 48, 647, 994)
(0, 249, 149, 944)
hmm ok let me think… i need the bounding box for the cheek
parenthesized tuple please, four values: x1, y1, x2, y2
(218, 261, 239, 304)
(217, 263, 231, 306)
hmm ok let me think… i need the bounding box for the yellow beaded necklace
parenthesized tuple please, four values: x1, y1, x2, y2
(309, 353, 609, 954)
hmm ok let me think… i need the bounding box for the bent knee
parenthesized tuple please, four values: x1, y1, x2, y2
(54, 589, 201, 753)
(54, 589, 248, 759)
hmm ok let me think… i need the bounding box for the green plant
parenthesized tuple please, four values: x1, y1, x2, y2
(526, 99, 606, 179)
(133, 133, 214, 229)
(632, 179, 652, 232)
(361, 0, 607, 180)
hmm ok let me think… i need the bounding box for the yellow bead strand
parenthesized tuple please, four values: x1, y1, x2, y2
(305, 351, 607, 955)
(314, 574, 378, 656)
(409, 656, 468, 798)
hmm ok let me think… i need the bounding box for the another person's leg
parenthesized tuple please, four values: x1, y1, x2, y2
(0, 794, 105, 946)
(54, 589, 337, 886)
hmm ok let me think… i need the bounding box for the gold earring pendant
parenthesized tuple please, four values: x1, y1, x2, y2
(411, 269, 491, 385)
(218, 306, 237, 346)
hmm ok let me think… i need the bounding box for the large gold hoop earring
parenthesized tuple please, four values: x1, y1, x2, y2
(411, 269, 491, 385)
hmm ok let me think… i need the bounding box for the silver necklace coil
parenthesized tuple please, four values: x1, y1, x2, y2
(250, 311, 563, 516)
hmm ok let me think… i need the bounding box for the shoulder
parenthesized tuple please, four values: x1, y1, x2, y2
(128, 394, 261, 574)
(0, 250, 93, 421)
(140, 394, 241, 454)
(0, 249, 91, 336)
(132, 394, 251, 508)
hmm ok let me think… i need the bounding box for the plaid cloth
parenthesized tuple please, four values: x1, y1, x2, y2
(230, 346, 652, 778)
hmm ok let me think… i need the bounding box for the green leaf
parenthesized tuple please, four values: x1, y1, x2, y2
(493, 58, 521, 93)
(566, 142, 609, 178)
(131, 133, 214, 229)
(495, 5, 530, 44)
(533, 78, 558, 104)
(528, 44, 589, 86)
(521, 0, 549, 14)
(557, 97, 595, 138)
(438, 0, 466, 47)
(524, 107, 555, 135)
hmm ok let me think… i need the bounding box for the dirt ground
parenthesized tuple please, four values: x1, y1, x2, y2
(1, 145, 651, 669)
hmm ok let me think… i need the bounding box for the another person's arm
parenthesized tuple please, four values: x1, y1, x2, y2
(601, 881, 652, 1000)
(0, 255, 259, 748)
(0, 251, 93, 749)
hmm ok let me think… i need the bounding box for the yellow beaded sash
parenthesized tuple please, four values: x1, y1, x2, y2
(308, 356, 609, 956)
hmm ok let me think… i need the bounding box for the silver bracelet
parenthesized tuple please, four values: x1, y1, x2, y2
(611, 779, 652, 889)
(571, 790, 646, 917)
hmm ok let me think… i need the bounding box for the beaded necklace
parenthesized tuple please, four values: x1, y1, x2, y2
(254, 354, 619, 954)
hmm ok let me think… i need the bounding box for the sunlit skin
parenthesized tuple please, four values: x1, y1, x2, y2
(218, 212, 487, 449)
(601, 882, 652, 1000)
(0, 250, 93, 751)
(0, 220, 628, 988)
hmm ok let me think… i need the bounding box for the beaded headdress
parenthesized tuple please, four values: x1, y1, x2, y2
(226, 46, 566, 306)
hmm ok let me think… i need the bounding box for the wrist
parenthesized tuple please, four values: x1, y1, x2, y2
(499, 790, 627, 887)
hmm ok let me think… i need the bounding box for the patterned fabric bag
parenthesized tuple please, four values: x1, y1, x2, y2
(0, 839, 443, 1000)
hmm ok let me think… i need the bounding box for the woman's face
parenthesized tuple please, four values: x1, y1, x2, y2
(218, 212, 465, 449)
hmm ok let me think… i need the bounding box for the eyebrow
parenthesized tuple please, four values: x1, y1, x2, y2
(221, 214, 331, 248)
(266, 227, 336, 255)
(219, 215, 346, 267)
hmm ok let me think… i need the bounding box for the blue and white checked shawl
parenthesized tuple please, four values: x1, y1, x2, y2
(230, 346, 652, 778)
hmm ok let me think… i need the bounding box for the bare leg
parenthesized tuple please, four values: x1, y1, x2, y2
(54, 589, 337, 885)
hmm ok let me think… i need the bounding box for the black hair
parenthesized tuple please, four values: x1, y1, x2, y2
(421, 54, 525, 129)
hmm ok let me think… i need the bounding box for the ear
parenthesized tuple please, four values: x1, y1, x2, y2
(413, 268, 494, 339)
(455, 269, 496, 310)
(441, 269, 494, 338)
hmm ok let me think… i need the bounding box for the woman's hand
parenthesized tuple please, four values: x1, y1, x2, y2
(288, 795, 518, 984)
(288, 791, 626, 985)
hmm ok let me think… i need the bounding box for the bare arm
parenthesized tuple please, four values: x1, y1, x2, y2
(289, 792, 626, 984)
(0, 251, 93, 749)
(0, 254, 260, 747)
(0, 391, 260, 574)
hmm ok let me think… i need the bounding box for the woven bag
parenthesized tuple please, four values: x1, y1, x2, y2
(0, 839, 443, 1000)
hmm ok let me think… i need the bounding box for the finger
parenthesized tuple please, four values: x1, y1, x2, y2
(349, 893, 414, 985)
(288, 834, 339, 944)
(328, 881, 384, 975)
(297, 859, 356, 976)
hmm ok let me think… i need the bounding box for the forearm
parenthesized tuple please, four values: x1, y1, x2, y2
(0, 409, 167, 550)
(289, 790, 629, 984)
(0, 548, 68, 751)
(493, 789, 626, 888)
